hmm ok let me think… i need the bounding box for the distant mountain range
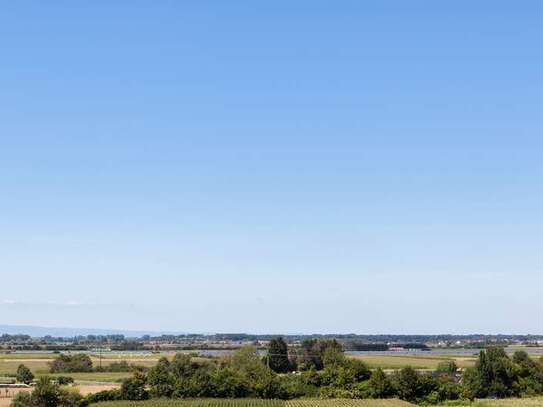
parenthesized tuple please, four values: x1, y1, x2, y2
(0, 324, 185, 337)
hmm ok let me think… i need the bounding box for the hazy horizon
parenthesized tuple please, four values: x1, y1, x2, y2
(2, 1, 542, 333)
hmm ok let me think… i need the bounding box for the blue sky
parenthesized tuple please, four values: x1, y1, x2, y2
(1, 1, 542, 334)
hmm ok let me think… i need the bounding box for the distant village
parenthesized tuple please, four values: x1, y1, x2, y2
(2, 333, 543, 353)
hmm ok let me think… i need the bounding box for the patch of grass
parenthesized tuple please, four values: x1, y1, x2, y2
(44, 372, 132, 383)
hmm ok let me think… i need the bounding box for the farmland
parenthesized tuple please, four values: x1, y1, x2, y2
(0, 353, 163, 382)
(0, 349, 535, 382)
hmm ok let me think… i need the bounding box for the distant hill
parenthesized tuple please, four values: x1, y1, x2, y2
(0, 324, 184, 338)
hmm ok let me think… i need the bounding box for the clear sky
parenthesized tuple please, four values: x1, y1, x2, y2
(1, 1, 542, 334)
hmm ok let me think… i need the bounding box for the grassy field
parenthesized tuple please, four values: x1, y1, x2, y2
(0, 352, 204, 378)
(0, 355, 157, 377)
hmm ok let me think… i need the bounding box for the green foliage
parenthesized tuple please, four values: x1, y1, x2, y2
(267, 337, 291, 373)
(209, 367, 250, 398)
(98, 361, 143, 373)
(49, 354, 93, 373)
(462, 347, 520, 399)
(436, 360, 458, 374)
(278, 374, 319, 399)
(55, 376, 74, 385)
(10, 392, 33, 407)
(367, 368, 394, 399)
(170, 353, 198, 379)
(31, 377, 61, 407)
(83, 389, 120, 404)
(119, 372, 148, 400)
(294, 340, 343, 371)
(16, 364, 34, 384)
(100, 345, 543, 404)
(392, 367, 422, 402)
(57, 387, 84, 407)
(147, 357, 174, 398)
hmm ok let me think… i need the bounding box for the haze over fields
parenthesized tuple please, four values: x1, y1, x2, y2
(1, 1, 543, 334)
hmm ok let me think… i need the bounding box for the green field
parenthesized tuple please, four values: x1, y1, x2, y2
(0, 352, 202, 379)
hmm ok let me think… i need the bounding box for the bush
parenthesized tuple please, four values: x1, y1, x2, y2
(31, 377, 61, 407)
(119, 372, 148, 400)
(57, 387, 83, 407)
(10, 392, 33, 407)
(83, 389, 120, 404)
(367, 368, 394, 398)
(278, 374, 318, 399)
(49, 355, 93, 373)
(55, 377, 74, 385)
(210, 367, 250, 398)
(392, 367, 420, 402)
(436, 360, 458, 374)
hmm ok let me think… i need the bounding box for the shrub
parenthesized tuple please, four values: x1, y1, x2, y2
(119, 372, 148, 400)
(367, 368, 394, 398)
(436, 360, 458, 374)
(10, 392, 33, 407)
(83, 389, 120, 404)
(31, 377, 61, 407)
(57, 387, 83, 407)
(49, 354, 93, 373)
(55, 377, 74, 385)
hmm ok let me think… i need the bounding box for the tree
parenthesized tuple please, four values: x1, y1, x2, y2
(462, 347, 519, 399)
(295, 339, 343, 371)
(30, 377, 60, 407)
(368, 368, 394, 398)
(57, 387, 83, 407)
(147, 357, 174, 398)
(393, 366, 421, 402)
(16, 364, 34, 384)
(119, 372, 148, 400)
(267, 337, 290, 373)
(49, 354, 93, 373)
(170, 353, 197, 379)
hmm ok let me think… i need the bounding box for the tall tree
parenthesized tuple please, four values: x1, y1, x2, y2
(267, 337, 290, 373)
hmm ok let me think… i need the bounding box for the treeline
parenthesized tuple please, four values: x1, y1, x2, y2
(84, 343, 543, 405)
(4, 332, 543, 347)
(10, 341, 543, 406)
(343, 342, 430, 351)
(48, 354, 145, 374)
